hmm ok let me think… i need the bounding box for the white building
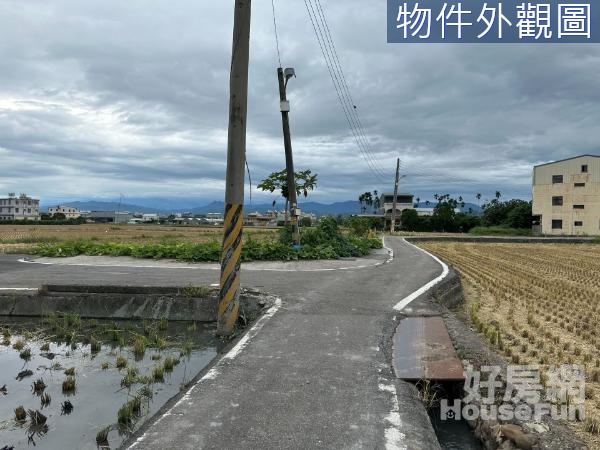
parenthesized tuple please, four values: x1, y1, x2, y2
(48, 205, 81, 219)
(0, 193, 40, 221)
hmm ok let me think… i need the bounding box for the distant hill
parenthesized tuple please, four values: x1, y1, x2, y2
(56, 201, 162, 214)
(41, 199, 364, 216)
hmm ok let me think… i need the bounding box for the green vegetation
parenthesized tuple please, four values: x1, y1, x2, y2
(163, 356, 177, 372)
(400, 194, 481, 233)
(12, 338, 25, 351)
(117, 395, 142, 426)
(34, 216, 382, 261)
(182, 285, 212, 298)
(152, 365, 164, 382)
(64, 367, 76, 376)
(116, 355, 128, 369)
(19, 347, 32, 360)
(132, 336, 147, 357)
(469, 226, 532, 236)
(96, 426, 110, 447)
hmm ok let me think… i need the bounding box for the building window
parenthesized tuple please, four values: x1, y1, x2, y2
(552, 220, 563, 229)
(574, 221, 583, 227)
(552, 196, 563, 206)
(575, 182, 586, 187)
(552, 175, 563, 184)
(574, 205, 585, 210)
(15, 208, 19, 213)
(582, 164, 588, 173)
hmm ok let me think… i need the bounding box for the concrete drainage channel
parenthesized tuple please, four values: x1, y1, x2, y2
(0, 284, 270, 322)
(392, 263, 586, 450)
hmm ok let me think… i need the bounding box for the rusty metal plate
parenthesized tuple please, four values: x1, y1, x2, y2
(393, 316, 465, 381)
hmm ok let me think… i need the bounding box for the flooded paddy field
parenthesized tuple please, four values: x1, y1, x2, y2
(0, 315, 220, 449)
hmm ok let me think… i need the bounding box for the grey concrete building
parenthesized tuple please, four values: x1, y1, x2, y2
(0, 193, 40, 221)
(532, 154, 600, 235)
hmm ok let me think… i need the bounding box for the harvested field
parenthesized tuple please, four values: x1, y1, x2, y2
(0, 224, 277, 253)
(420, 241, 600, 447)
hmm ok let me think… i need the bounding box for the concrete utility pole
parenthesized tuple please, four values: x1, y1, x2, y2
(277, 67, 300, 247)
(390, 158, 400, 233)
(218, 0, 251, 336)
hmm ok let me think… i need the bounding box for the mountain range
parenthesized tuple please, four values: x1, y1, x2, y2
(42, 199, 483, 216)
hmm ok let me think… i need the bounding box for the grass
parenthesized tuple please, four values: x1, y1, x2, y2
(116, 355, 128, 369)
(132, 335, 147, 357)
(152, 366, 164, 382)
(1, 224, 277, 254)
(96, 426, 110, 447)
(163, 356, 177, 372)
(62, 376, 76, 394)
(183, 285, 212, 298)
(468, 226, 532, 236)
(64, 367, 75, 376)
(19, 347, 31, 360)
(12, 339, 25, 351)
(117, 395, 142, 426)
(420, 241, 600, 446)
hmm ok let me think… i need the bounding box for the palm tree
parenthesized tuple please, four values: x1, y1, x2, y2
(476, 193, 482, 208)
(495, 191, 501, 201)
(372, 190, 380, 213)
(416, 197, 420, 207)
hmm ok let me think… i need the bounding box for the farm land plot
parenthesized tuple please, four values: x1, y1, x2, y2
(419, 242, 600, 447)
(0, 224, 278, 253)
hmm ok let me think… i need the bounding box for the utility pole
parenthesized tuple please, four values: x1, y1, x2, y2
(218, 0, 251, 336)
(390, 158, 400, 233)
(277, 67, 300, 247)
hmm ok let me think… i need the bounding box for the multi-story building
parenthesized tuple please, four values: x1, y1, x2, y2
(532, 154, 600, 235)
(378, 192, 415, 217)
(48, 205, 81, 219)
(0, 193, 40, 221)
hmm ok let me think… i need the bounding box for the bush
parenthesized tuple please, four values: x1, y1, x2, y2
(34, 219, 382, 262)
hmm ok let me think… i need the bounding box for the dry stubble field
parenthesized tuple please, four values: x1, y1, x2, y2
(0, 224, 278, 253)
(420, 241, 600, 446)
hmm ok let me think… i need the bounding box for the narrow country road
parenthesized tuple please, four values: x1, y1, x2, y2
(0, 237, 444, 449)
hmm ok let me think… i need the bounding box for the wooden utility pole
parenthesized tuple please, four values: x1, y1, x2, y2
(218, 0, 251, 336)
(277, 67, 300, 246)
(390, 158, 400, 233)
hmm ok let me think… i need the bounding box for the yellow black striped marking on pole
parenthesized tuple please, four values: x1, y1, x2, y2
(218, 203, 244, 334)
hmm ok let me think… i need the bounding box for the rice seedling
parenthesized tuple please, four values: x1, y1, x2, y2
(12, 338, 25, 351)
(163, 356, 177, 372)
(101, 362, 109, 370)
(62, 376, 76, 394)
(40, 342, 50, 352)
(180, 340, 193, 357)
(96, 426, 111, 447)
(152, 366, 164, 382)
(14, 405, 26, 421)
(31, 378, 46, 394)
(116, 355, 128, 369)
(64, 367, 75, 376)
(132, 335, 147, 357)
(90, 335, 101, 353)
(40, 392, 51, 408)
(19, 347, 31, 360)
(117, 395, 142, 426)
(120, 367, 139, 388)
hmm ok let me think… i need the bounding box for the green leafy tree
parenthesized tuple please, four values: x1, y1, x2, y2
(258, 169, 318, 218)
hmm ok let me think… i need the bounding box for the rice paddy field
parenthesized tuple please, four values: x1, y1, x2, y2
(0, 224, 278, 254)
(419, 241, 600, 447)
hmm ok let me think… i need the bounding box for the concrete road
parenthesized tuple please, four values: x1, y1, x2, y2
(0, 237, 444, 449)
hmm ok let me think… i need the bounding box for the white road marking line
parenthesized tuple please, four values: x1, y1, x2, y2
(17, 245, 393, 273)
(379, 379, 407, 450)
(128, 297, 282, 448)
(0, 287, 38, 291)
(393, 238, 449, 311)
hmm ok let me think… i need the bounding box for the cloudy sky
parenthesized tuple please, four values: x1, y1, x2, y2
(1, 0, 599, 207)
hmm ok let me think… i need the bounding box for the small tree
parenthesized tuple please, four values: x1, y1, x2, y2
(258, 169, 318, 219)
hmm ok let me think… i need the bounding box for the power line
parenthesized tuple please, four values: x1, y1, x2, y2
(270, 0, 282, 68)
(312, 0, 391, 179)
(303, 0, 390, 183)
